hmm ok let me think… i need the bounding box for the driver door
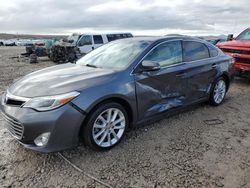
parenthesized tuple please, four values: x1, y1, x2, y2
(77, 35, 93, 54)
(133, 40, 189, 121)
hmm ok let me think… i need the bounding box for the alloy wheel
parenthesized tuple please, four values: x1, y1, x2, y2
(213, 80, 226, 104)
(92, 108, 126, 148)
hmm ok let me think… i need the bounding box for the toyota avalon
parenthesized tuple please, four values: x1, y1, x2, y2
(0, 36, 234, 152)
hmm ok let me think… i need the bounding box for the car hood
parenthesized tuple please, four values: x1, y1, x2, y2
(8, 63, 115, 98)
(217, 40, 250, 48)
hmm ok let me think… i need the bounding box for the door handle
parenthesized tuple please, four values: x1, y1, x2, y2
(212, 63, 217, 68)
(92, 47, 95, 50)
(176, 72, 186, 77)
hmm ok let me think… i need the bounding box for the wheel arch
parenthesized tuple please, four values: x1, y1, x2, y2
(81, 96, 135, 129)
(220, 72, 230, 91)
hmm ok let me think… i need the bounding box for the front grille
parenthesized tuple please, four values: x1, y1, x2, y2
(221, 48, 250, 55)
(235, 58, 250, 64)
(1, 112, 24, 140)
(6, 99, 25, 106)
(3, 91, 29, 107)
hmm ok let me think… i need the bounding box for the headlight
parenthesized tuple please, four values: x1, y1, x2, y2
(22, 91, 80, 111)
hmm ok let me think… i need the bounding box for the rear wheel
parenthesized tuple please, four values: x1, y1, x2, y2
(209, 77, 227, 106)
(82, 102, 128, 150)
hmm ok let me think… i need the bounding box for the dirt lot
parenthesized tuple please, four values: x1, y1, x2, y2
(0, 46, 250, 188)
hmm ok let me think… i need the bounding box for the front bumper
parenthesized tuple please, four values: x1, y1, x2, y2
(0, 95, 86, 153)
(223, 52, 250, 72)
(234, 62, 250, 72)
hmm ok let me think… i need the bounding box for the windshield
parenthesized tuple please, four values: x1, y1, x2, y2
(76, 40, 151, 69)
(236, 29, 250, 40)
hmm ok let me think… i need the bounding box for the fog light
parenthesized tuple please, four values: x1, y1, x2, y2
(34, 132, 50, 147)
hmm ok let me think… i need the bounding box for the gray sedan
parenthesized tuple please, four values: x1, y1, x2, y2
(0, 36, 234, 152)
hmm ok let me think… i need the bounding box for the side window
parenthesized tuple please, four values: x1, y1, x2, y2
(183, 41, 209, 62)
(78, 35, 92, 46)
(208, 45, 218, 57)
(121, 34, 132, 38)
(115, 34, 122, 39)
(93, 35, 103, 44)
(144, 41, 183, 67)
(107, 34, 115, 42)
(107, 34, 125, 41)
(127, 33, 133, 38)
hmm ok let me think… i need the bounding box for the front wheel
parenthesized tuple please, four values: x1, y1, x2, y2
(209, 77, 227, 106)
(82, 102, 128, 150)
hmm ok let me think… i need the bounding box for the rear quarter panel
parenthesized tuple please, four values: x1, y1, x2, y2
(215, 53, 234, 85)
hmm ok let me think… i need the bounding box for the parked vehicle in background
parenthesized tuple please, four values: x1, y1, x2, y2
(0, 36, 234, 152)
(49, 33, 133, 63)
(33, 40, 45, 46)
(77, 33, 133, 54)
(15, 39, 33, 46)
(3, 39, 16, 46)
(217, 28, 250, 78)
(202, 36, 227, 45)
(1, 39, 43, 47)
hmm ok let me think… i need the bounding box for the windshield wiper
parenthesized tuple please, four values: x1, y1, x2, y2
(85, 64, 98, 68)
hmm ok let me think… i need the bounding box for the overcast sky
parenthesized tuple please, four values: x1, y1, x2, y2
(0, 0, 249, 36)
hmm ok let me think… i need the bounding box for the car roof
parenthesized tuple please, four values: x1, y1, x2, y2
(120, 35, 207, 43)
(80, 32, 132, 36)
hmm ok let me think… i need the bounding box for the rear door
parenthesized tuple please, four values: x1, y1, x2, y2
(134, 40, 189, 121)
(77, 35, 93, 54)
(183, 41, 218, 102)
(93, 35, 105, 50)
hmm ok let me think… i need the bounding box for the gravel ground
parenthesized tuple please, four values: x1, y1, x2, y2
(0, 46, 249, 188)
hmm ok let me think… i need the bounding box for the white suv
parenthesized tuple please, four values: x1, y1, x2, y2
(77, 33, 133, 54)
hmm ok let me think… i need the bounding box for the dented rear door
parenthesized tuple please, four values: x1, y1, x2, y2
(182, 41, 218, 101)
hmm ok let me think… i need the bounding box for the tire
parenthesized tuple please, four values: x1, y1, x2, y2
(29, 53, 38, 64)
(209, 77, 227, 106)
(82, 102, 129, 150)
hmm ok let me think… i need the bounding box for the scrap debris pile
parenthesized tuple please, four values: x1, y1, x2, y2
(16, 34, 83, 63)
(48, 33, 82, 63)
(49, 36, 82, 63)
(49, 45, 80, 63)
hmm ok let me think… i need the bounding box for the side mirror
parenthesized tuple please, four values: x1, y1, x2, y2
(68, 39, 74, 43)
(141, 60, 161, 71)
(227, 34, 234, 41)
(77, 42, 83, 47)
